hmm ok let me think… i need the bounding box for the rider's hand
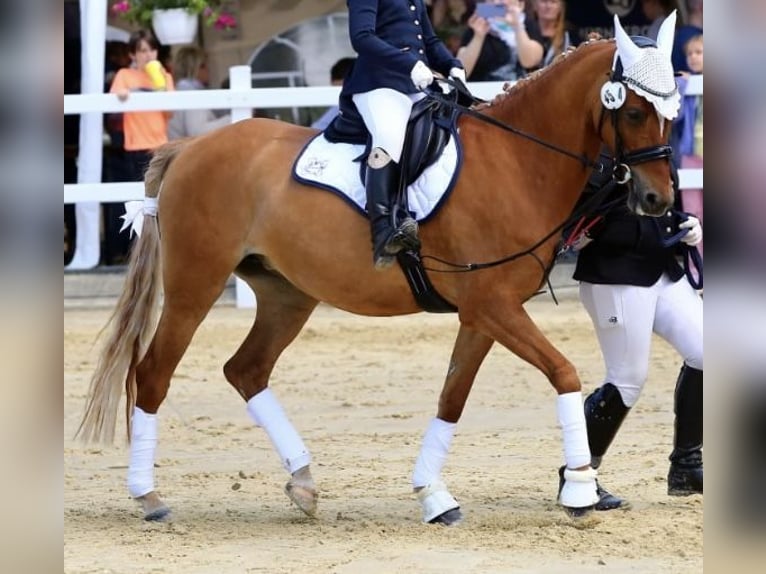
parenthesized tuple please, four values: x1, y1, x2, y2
(680, 215, 703, 246)
(449, 67, 466, 85)
(411, 61, 434, 91)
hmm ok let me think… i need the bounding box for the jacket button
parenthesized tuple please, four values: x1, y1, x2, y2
(666, 227, 672, 233)
(666, 210, 672, 217)
(418, 48, 424, 54)
(414, 19, 420, 25)
(410, 5, 416, 10)
(417, 34, 422, 40)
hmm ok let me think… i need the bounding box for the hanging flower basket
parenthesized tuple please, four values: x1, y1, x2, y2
(151, 8, 198, 45)
(110, 2, 238, 44)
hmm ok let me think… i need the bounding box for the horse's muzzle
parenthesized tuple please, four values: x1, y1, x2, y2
(628, 176, 673, 217)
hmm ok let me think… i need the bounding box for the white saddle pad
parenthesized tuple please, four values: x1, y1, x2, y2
(293, 132, 462, 222)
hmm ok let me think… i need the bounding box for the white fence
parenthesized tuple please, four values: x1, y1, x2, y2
(63, 69, 703, 203)
(64, 68, 702, 306)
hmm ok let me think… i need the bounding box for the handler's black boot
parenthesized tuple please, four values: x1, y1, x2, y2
(668, 365, 703, 495)
(585, 383, 631, 510)
(365, 149, 420, 269)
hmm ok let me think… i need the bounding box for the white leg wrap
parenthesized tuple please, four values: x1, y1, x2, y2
(557, 392, 592, 469)
(246, 388, 311, 474)
(559, 467, 599, 508)
(127, 407, 157, 498)
(416, 480, 459, 523)
(412, 418, 456, 488)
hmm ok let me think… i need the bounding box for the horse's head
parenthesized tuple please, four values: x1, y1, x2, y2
(596, 12, 681, 216)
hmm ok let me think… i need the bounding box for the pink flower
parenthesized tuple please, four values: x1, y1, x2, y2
(214, 13, 237, 30)
(111, 1, 130, 14)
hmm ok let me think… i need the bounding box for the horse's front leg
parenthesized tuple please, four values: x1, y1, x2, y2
(413, 325, 494, 525)
(463, 296, 599, 518)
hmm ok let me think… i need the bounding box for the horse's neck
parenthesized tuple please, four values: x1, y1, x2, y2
(481, 43, 612, 219)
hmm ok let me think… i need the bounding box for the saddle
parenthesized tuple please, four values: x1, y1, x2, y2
(322, 93, 460, 313)
(324, 92, 458, 191)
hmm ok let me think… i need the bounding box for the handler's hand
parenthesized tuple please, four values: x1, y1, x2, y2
(680, 215, 703, 246)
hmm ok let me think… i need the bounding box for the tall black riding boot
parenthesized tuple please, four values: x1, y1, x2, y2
(365, 149, 420, 269)
(584, 383, 631, 510)
(668, 365, 703, 495)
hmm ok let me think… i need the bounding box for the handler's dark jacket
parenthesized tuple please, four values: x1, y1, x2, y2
(573, 165, 688, 287)
(341, 0, 462, 98)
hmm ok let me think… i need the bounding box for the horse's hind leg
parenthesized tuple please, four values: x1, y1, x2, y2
(223, 262, 319, 516)
(414, 325, 494, 525)
(130, 262, 232, 520)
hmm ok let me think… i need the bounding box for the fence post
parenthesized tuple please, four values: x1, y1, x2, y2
(229, 66, 258, 308)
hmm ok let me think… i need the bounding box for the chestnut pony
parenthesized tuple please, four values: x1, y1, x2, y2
(77, 37, 677, 524)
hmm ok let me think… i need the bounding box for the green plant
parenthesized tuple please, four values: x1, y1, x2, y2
(111, 0, 237, 30)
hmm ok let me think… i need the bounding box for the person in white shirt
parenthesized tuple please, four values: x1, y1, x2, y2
(168, 46, 231, 140)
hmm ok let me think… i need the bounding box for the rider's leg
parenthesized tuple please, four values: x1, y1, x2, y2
(353, 89, 422, 268)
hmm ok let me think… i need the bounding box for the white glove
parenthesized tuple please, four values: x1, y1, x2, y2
(411, 60, 434, 90)
(449, 67, 466, 84)
(679, 215, 703, 246)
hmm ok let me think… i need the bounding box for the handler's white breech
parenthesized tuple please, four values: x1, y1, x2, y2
(557, 392, 599, 508)
(412, 417, 459, 522)
(246, 388, 311, 473)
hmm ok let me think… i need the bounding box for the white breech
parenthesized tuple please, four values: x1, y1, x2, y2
(580, 274, 704, 407)
(246, 388, 311, 474)
(352, 88, 426, 163)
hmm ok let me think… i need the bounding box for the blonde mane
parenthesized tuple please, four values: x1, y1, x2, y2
(478, 38, 614, 110)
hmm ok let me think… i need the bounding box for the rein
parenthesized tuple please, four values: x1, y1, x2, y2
(431, 78, 605, 173)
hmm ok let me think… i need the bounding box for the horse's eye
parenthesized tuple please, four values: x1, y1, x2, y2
(624, 108, 647, 123)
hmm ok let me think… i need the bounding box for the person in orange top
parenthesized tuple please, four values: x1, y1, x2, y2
(109, 29, 174, 181)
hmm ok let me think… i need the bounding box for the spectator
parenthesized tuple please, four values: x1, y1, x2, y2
(429, 0, 471, 31)
(530, 0, 577, 69)
(102, 41, 134, 265)
(457, 0, 545, 81)
(109, 29, 174, 182)
(168, 46, 231, 139)
(311, 57, 356, 131)
(641, 0, 681, 40)
(672, 0, 703, 73)
(674, 34, 704, 253)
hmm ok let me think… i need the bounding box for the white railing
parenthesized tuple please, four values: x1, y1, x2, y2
(64, 69, 702, 306)
(63, 71, 703, 203)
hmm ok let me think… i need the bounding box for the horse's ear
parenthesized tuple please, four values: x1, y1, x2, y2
(613, 14, 642, 71)
(656, 9, 677, 58)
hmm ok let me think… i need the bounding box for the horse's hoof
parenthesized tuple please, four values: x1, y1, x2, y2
(563, 504, 595, 519)
(136, 492, 171, 521)
(144, 506, 172, 522)
(428, 507, 463, 526)
(285, 482, 318, 518)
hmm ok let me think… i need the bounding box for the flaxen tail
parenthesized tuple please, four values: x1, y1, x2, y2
(76, 140, 186, 443)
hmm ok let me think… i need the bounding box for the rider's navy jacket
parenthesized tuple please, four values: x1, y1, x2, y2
(341, 0, 462, 97)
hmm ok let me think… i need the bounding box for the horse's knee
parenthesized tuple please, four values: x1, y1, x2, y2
(437, 395, 464, 424)
(551, 362, 581, 395)
(135, 362, 170, 411)
(223, 358, 269, 401)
